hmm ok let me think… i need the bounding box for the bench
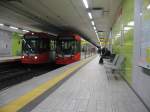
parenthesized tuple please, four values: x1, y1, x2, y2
(104, 55, 125, 74)
(104, 54, 119, 66)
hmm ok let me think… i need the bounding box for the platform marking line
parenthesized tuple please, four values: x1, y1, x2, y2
(0, 57, 95, 112)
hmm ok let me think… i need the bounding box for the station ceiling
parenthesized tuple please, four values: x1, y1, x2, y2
(0, 0, 122, 46)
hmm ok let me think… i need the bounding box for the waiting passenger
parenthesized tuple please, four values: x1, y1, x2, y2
(99, 47, 111, 64)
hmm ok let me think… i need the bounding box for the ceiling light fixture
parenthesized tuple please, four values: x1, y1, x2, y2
(9, 26, 18, 30)
(115, 35, 120, 38)
(22, 30, 29, 32)
(116, 33, 121, 36)
(124, 27, 132, 31)
(88, 12, 93, 19)
(91, 21, 95, 26)
(128, 21, 134, 26)
(93, 26, 96, 30)
(147, 4, 150, 10)
(82, 0, 89, 9)
(0, 23, 4, 26)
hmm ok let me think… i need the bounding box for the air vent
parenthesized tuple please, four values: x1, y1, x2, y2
(91, 7, 104, 18)
(92, 8, 104, 10)
(98, 30, 104, 32)
(89, 7, 110, 17)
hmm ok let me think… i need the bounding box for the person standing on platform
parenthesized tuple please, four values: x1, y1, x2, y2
(99, 47, 111, 64)
(99, 47, 105, 64)
(97, 47, 101, 54)
(97, 47, 103, 64)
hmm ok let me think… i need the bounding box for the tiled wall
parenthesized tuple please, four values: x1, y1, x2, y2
(0, 29, 22, 57)
(0, 29, 12, 57)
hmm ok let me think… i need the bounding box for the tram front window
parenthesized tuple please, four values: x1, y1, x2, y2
(22, 36, 49, 54)
(58, 40, 75, 55)
(22, 38, 39, 54)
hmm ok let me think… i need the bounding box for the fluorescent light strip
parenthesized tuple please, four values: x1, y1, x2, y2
(9, 26, 18, 30)
(116, 33, 121, 36)
(93, 26, 96, 30)
(82, 0, 89, 8)
(147, 4, 150, 10)
(128, 21, 134, 26)
(0, 23, 30, 33)
(124, 27, 132, 31)
(22, 30, 29, 32)
(116, 35, 120, 38)
(88, 12, 93, 19)
(0, 23, 4, 26)
(91, 21, 95, 26)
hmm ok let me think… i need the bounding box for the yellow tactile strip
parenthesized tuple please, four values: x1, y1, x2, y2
(0, 56, 95, 112)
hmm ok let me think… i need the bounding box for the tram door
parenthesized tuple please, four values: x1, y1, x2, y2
(49, 39, 56, 62)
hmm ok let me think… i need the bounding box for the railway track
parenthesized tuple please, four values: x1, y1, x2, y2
(0, 62, 63, 90)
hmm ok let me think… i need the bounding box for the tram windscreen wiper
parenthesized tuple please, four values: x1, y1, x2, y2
(22, 39, 33, 54)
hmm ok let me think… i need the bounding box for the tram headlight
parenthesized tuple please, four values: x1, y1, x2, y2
(22, 56, 25, 58)
(34, 56, 38, 59)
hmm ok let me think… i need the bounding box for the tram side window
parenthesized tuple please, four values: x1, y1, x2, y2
(54, 40, 56, 50)
(50, 40, 56, 51)
(39, 40, 43, 49)
(39, 39, 49, 52)
(59, 40, 75, 54)
(64, 41, 68, 49)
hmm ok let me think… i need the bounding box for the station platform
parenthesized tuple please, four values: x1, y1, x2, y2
(0, 56, 148, 112)
(0, 56, 21, 63)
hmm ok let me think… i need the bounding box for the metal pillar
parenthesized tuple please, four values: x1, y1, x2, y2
(109, 30, 113, 53)
(132, 0, 142, 77)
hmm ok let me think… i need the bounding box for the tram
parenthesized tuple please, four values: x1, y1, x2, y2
(21, 32, 56, 64)
(56, 33, 96, 65)
(56, 33, 81, 64)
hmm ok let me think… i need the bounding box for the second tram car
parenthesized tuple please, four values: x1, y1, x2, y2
(56, 33, 96, 65)
(21, 32, 56, 64)
(56, 33, 81, 64)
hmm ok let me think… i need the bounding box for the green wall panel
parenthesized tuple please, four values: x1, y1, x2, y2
(12, 32, 22, 56)
(112, 0, 134, 84)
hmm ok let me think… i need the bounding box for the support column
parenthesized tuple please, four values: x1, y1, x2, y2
(132, 0, 142, 79)
(108, 30, 112, 53)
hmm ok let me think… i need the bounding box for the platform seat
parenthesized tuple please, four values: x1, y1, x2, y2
(104, 55, 125, 74)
